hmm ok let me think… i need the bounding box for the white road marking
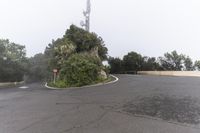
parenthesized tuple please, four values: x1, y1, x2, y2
(45, 75, 119, 90)
(19, 86, 29, 89)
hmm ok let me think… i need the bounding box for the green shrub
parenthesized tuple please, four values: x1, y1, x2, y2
(49, 80, 67, 88)
(60, 53, 101, 87)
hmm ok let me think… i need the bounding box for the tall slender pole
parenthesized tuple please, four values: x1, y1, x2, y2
(80, 0, 91, 31)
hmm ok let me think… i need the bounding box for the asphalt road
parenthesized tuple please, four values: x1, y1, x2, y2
(1, 75, 200, 133)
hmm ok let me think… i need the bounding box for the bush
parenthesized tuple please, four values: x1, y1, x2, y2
(0, 59, 24, 82)
(49, 80, 67, 88)
(60, 53, 101, 87)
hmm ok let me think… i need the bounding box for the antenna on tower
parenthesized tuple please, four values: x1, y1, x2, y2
(80, 0, 91, 31)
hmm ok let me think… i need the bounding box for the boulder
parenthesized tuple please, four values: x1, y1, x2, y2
(99, 69, 107, 79)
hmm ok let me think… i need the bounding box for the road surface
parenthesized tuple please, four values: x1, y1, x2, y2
(1, 75, 200, 133)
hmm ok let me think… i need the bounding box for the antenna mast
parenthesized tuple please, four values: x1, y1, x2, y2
(80, 0, 91, 31)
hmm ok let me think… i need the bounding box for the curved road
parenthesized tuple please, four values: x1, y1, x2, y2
(1, 75, 200, 133)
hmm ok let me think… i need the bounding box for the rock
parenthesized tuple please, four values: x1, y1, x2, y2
(99, 70, 107, 79)
(90, 47, 100, 59)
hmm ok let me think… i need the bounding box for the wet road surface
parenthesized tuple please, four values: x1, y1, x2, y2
(0, 75, 200, 133)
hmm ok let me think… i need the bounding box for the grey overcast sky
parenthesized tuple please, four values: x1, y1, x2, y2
(1, 0, 200, 60)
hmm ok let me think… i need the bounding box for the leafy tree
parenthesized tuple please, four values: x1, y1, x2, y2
(45, 25, 108, 71)
(0, 39, 26, 62)
(123, 52, 143, 72)
(45, 25, 108, 87)
(27, 53, 49, 82)
(159, 50, 184, 71)
(0, 39, 27, 82)
(0, 42, 6, 57)
(142, 56, 161, 71)
(194, 60, 200, 70)
(183, 56, 194, 71)
(108, 57, 123, 74)
(60, 53, 100, 87)
(0, 58, 24, 82)
(64, 25, 108, 60)
(45, 38, 76, 71)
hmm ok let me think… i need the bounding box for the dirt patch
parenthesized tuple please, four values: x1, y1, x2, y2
(123, 95, 200, 125)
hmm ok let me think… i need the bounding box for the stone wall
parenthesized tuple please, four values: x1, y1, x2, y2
(138, 71, 200, 77)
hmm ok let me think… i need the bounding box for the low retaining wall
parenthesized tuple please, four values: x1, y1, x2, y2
(138, 71, 200, 77)
(0, 81, 24, 87)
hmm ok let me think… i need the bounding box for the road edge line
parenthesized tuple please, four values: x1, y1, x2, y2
(44, 75, 119, 90)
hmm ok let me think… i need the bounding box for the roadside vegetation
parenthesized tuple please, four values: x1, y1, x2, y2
(44, 25, 109, 87)
(0, 25, 109, 87)
(0, 39, 28, 82)
(108, 50, 200, 74)
(1, 25, 200, 87)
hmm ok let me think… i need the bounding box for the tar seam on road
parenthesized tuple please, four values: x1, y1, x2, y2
(60, 111, 108, 133)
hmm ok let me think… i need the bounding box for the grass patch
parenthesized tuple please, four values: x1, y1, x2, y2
(47, 75, 115, 89)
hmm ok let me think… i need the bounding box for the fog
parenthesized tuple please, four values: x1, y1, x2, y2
(0, 0, 200, 60)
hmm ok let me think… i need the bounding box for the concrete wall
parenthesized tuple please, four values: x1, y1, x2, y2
(138, 71, 200, 77)
(0, 81, 24, 87)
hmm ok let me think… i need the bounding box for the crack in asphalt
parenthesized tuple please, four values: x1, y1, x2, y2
(97, 100, 200, 130)
(99, 105, 200, 130)
(122, 95, 200, 125)
(17, 105, 79, 132)
(18, 98, 109, 133)
(112, 109, 200, 130)
(56, 102, 120, 105)
(17, 115, 54, 132)
(60, 111, 108, 133)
